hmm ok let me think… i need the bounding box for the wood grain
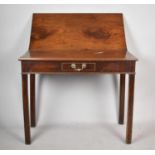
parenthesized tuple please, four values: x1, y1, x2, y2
(19, 51, 137, 61)
(19, 13, 137, 144)
(29, 13, 127, 57)
(21, 61, 135, 74)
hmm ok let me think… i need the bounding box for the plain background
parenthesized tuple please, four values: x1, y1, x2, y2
(0, 4, 155, 149)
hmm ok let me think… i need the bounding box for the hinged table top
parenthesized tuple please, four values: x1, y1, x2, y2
(19, 13, 137, 61)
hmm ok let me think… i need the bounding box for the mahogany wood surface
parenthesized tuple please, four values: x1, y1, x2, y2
(30, 74, 36, 127)
(119, 74, 125, 124)
(19, 51, 137, 61)
(22, 74, 31, 144)
(126, 74, 135, 144)
(19, 13, 137, 145)
(21, 60, 135, 74)
(29, 13, 127, 58)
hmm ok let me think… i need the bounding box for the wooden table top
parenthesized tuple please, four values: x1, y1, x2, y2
(19, 13, 137, 61)
(19, 51, 137, 61)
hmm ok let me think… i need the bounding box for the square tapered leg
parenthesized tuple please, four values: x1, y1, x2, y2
(119, 74, 125, 124)
(126, 74, 135, 144)
(22, 74, 31, 144)
(30, 74, 36, 127)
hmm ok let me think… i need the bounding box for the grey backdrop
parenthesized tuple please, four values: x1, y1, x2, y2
(0, 4, 155, 149)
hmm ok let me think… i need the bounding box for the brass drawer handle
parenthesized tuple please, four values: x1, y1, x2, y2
(71, 63, 87, 71)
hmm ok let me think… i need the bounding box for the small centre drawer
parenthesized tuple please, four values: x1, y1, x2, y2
(61, 62, 96, 72)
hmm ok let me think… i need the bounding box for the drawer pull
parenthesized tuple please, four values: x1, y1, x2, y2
(71, 63, 87, 71)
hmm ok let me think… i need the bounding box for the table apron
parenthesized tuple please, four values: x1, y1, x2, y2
(21, 61, 136, 74)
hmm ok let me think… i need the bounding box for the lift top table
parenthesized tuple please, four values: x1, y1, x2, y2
(19, 13, 137, 144)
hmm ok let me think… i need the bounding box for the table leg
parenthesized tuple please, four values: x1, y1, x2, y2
(119, 74, 125, 124)
(30, 74, 36, 127)
(22, 74, 31, 144)
(126, 74, 135, 144)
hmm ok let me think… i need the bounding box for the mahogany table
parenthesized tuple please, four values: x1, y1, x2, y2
(19, 13, 137, 144)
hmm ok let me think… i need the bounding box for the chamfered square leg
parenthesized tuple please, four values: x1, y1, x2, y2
(119, 74, 125, 124)
(126, 74, 135, 144)
(22, 74, 31, 144)
(30, 74, 36, 127)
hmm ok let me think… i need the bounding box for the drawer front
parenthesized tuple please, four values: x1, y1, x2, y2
(22, 61, 135, 74)
(61, 63, 96, 72)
